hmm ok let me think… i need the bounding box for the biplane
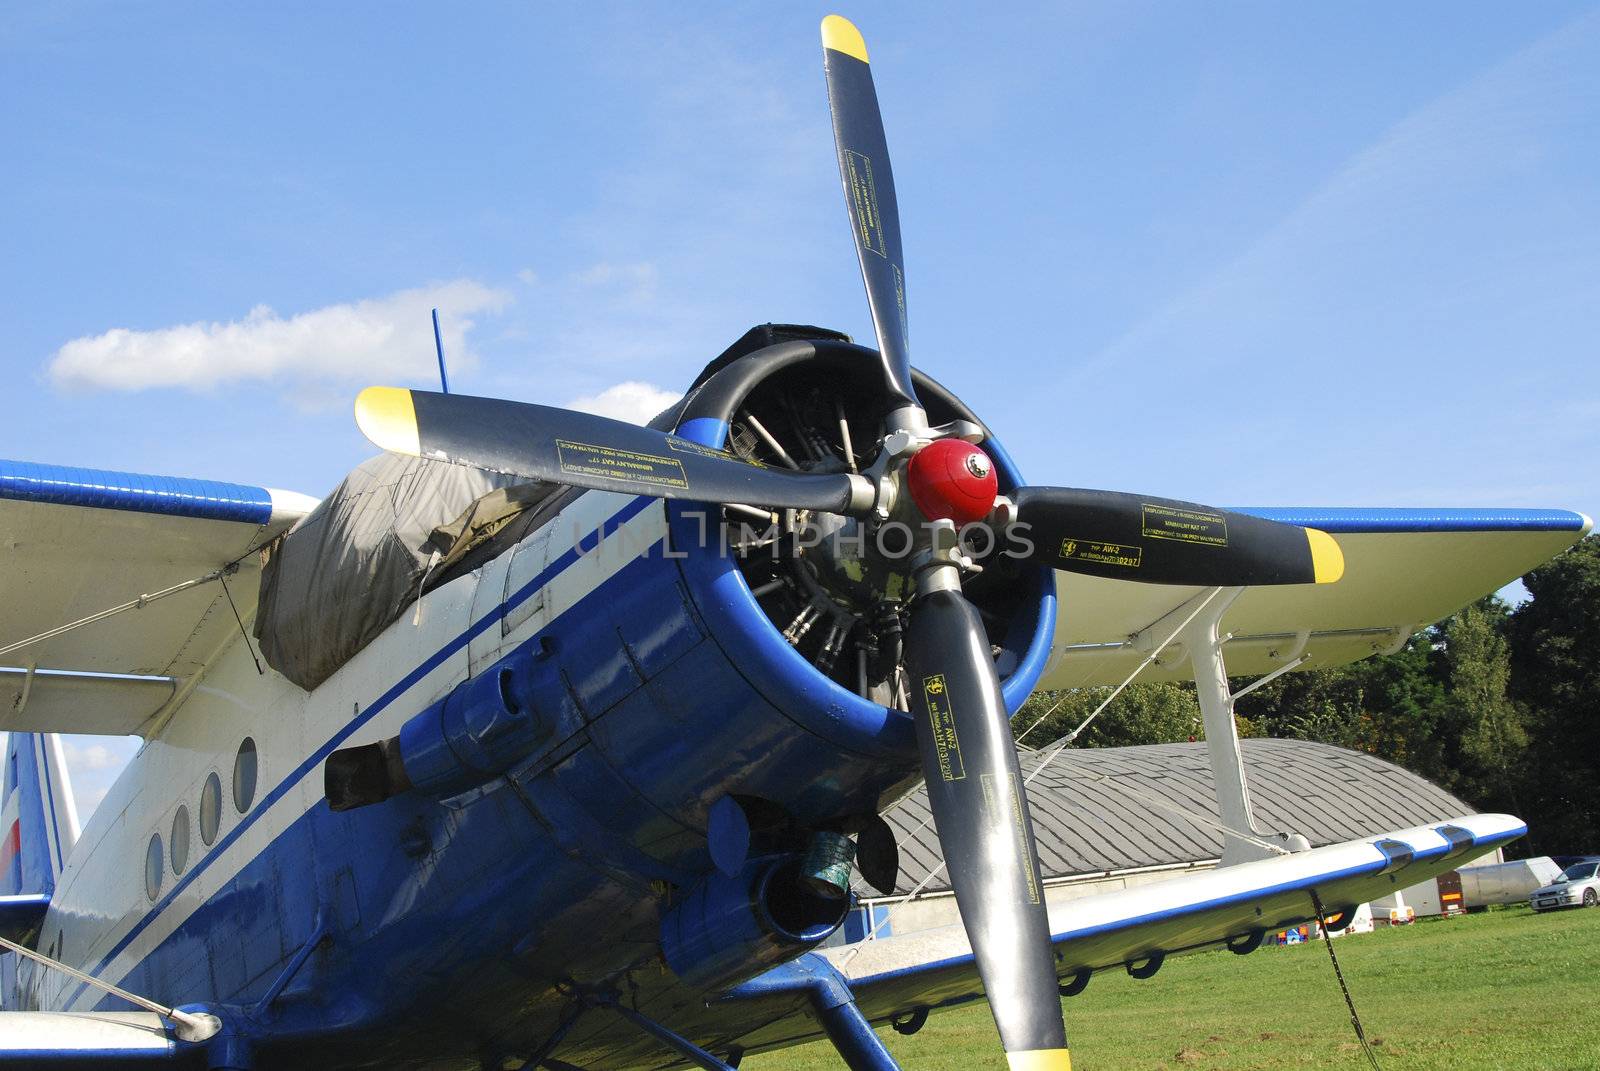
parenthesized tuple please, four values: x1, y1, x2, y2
(0, 15, 1589, 1071)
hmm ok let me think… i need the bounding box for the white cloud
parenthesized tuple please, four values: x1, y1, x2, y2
(47, 279, 511, 393)
(0, 734, 143, 825)
(65, 742, 119, 771)
(572, 261, 660, 309)
(566, 381, 682, 426)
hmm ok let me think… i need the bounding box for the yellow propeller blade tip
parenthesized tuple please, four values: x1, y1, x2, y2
(1007, 1050, 1072, 1071)
(1307, 527, 1344, 584)
(821, 14, 869, 63)
(354, 386, 421, 457)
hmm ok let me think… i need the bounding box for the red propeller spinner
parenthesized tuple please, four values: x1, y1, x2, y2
(905, 439, 998, 526)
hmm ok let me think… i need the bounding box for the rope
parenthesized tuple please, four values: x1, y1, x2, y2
(0, 933, 212, 1038)
(836, 849, 950, 966)
(840, 727, 1288, 967)
(840, 589, 1268, 964)
(1308, 888, 1382, 1070)
(0, 570, 227, 659)
(0, 537, 270, 661)
(218, 571, 264, 675)
(1015, 588, 1222, 746)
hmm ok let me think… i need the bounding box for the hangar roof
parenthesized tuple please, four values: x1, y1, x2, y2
(867, 737, 1472, 898)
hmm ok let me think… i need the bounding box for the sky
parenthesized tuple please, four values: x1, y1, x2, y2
(3, 3, 1598, 817)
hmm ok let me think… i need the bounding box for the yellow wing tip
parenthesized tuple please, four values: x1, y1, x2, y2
(1307, 527, 1345, 584)
(1007, 1050, 1072, 1071)
(354, 386, 421, 456)
(821, 14, 869, 63)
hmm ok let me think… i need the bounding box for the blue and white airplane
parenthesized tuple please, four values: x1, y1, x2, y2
(0, 16, 1590, 1071)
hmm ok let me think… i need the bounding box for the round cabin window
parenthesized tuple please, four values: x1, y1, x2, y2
(200, 772, 222, 846)
(170, 806, 191, 875)
(144, 833, 163, 902)
(233, 737, 258, 814)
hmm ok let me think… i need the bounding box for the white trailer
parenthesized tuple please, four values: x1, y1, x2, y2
(1458, 856, 1564, 908)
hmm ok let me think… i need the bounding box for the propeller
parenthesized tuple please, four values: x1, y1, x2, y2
(1007, 486, 1345, 586)
(823, 15, 1071, 1068)
(344, 18, 1347, 1070)
(904, 571, 1068, 1067)
(819, 17, 1341, 1070)
(353, 386, 873, 514)
(822, 14, 918, 421)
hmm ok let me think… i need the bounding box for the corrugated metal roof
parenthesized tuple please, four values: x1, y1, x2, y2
(862, 737, 1471, 897)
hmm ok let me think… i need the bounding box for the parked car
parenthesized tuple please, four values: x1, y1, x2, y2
(1550, 854, 1600, 870)
(1529, 860, 1600, 912)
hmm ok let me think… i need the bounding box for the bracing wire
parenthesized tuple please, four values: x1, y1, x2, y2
(839, 589, 1293, 966)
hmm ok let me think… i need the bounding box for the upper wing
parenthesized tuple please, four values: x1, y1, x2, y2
(0, 459, 317, 736)
(1042, 507, 1592, 688)
(717, 812, 1523, 1058)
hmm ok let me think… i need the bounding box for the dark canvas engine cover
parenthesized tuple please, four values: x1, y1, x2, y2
(254, 453, 521, 690)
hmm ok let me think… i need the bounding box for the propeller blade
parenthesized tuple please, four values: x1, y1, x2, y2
(354, 387, 871, 513)
(821, 15, 918, 414)
(905, 579, 1069, 1069)
(1011, 486, 1344, 586)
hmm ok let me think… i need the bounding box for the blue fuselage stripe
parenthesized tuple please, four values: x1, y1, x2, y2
(65, 494, 655, 1010)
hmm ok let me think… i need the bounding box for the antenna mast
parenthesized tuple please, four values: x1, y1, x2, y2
(432, 307, 451, 394)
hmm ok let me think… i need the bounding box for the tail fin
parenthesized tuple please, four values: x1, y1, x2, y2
(0, 733, 80, 896)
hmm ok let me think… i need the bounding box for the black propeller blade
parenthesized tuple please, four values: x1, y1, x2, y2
(1011, 486, 1344, 587)
(905, 574, 1069, 1070)
(822, 14, 918, 417)
(824, 16, 1070, 1066)
(354, 387, 872, 514)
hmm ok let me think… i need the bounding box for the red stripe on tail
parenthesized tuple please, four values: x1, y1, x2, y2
(0, 819, 20, 873)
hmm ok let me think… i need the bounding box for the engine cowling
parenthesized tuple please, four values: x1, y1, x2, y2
(659, 855, 850, 992)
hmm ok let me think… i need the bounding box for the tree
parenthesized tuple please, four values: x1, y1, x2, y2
(1508, 534, 1600, 855)
(1231, 664, 1365, 748)
(1231, 633, 1451, 782)
(1014, 682, 1207, 749)
(1436, 597, 1526, 812)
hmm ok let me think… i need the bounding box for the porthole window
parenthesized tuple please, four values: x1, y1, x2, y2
(144, 833, 163, 901)
(232, 737, 258, 814)
(170, 806, 191, 875)
(200, 772, 222, 846)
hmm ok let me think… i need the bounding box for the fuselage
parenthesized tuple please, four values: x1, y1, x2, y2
(12, 344, 1057, 1068)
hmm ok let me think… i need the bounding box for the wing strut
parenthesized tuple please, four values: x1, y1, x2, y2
(727, 954, 903, 1071)
(530, 996, 758, 1071)
(1174, 589, 1310, 865)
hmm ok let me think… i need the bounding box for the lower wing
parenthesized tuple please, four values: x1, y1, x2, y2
(719, 812, 1522, 1057)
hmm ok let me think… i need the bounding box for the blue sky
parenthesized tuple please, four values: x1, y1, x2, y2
(4, 3, 1598, 813)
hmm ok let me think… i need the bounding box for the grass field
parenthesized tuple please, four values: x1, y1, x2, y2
(746, 905, 1600, 1070)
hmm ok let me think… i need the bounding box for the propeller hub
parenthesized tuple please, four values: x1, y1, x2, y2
(905, 439, 998, 526)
